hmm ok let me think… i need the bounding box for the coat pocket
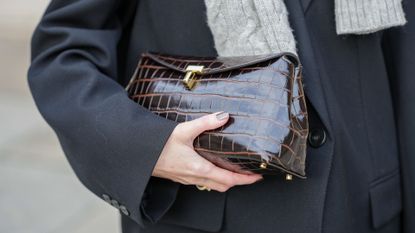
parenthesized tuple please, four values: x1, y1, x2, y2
(160, 184, 227, 232)
(369, 170, 402, 229)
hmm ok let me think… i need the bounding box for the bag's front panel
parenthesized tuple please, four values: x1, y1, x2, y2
(126, 53, 308, 178)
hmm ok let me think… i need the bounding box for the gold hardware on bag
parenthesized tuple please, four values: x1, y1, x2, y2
(285, 174, 293, 181)
(183, 65, 204, 90)
(259, 162, 267, 169)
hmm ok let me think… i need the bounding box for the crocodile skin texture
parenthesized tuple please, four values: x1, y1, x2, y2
(126, 52, 309, 178)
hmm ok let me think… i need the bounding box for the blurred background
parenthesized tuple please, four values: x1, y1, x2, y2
(0, 1, 120, 232)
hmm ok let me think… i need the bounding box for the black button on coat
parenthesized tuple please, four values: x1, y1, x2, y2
(308, 128, 327, 148)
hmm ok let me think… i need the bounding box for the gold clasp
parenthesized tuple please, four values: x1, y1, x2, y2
(183, 65, 204, 90)
(259, 162, 267, 169)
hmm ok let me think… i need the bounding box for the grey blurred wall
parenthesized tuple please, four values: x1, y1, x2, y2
(0, 1, 120, 232)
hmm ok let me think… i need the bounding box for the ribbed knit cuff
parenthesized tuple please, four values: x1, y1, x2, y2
(335, 0, 407, 35)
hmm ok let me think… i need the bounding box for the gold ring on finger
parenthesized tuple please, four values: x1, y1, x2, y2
(195, 184, 211, 191)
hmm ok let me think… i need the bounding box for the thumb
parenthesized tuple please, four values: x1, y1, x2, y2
(180, 111, 230, 141)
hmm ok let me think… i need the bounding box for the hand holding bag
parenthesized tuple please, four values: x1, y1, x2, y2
(125, 52, 309, 179)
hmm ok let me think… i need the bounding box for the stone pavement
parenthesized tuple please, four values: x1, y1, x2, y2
(0, 1, 120, 232)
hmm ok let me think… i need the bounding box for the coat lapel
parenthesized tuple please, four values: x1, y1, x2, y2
(301, 0, 313, 13)
(284, 1, 336, 232)
(285, 0, 333, 136)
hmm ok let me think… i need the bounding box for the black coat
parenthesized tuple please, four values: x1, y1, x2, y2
(28, 0, 415, 233)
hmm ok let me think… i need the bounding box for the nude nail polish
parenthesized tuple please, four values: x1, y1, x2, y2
(216, 111, 229, 121)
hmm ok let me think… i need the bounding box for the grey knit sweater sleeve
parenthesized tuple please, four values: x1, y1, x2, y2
(204, 0, 407, 57)
(335, 0, 407, 34)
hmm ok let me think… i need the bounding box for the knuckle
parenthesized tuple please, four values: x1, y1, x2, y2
(221, 176, 234, 186)
(175, 177, 190, 185)
(186, 177, 200, 185)
(181, 180, 191, 185)
(186, 161, 200, 173)
(203, 163, 214, 173)
(171, 124, 185, 139)
(188, 161, 211, 174)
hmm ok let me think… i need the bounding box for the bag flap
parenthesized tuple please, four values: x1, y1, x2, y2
(142, 51, 300, 75)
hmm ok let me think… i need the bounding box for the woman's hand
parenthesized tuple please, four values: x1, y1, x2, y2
(152, 111, 263, 192)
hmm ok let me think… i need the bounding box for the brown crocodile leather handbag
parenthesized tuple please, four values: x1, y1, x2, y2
(125, 52, 309, 180)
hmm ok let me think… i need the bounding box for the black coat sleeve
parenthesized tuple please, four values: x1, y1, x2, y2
(381, 1, 415, 232)
(27, 0, 180, 226)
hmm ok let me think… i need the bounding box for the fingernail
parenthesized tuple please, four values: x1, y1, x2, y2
(216, 111, 229, 121)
